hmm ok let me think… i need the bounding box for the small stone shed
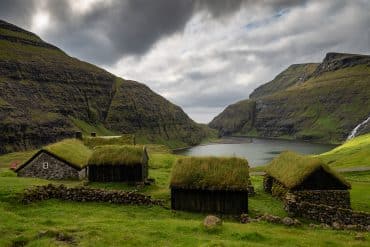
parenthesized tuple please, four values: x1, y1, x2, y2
(170, 157, 249, 215)
(263, 151, 351, 208)
(16, 139, 91, 180)
(87, 145, 149, 182)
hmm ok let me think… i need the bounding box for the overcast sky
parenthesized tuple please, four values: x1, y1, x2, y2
(1, 0, 369, 123)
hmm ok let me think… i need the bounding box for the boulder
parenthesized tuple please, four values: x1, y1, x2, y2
(332, 222, 342, 230)
(282, 217, 294, 226)
(203, 215, 222, 229)
(240, 214, 249, 224)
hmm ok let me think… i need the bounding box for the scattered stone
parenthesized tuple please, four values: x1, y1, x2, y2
(308, 223, 319, 229)
(261, 213, 281, 224)
(354, 233, 366, 241)
(240, 214, 249, 224)
(282, 217, 294, 226)
(293, 219, 301, 226)
(319, 223, 330, 229)
(332, 222, 342, 230)
(203, 215, 222, 229)
(345, 224, 358, 231)
(366, 225, 370, 232)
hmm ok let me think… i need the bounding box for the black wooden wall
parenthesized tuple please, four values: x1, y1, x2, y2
(171, 188, 248, 215)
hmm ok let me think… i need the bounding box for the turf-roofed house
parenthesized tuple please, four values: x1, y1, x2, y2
(170, 157, 249, 214)
(87, 145, 149, 182)
(15, 139, 91, 180)
(263, 151, 351, 208)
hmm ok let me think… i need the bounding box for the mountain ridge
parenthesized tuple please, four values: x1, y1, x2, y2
(210, 52, 370, 143)
(0, 20, 207, 154)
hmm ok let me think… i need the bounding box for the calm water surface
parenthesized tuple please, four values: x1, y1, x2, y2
(175, 137, 336, 167)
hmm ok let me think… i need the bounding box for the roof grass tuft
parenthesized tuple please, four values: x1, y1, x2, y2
(265, 151, 350, 189)
(44, 139, 92, 168)
(88, 145, 146, 166)
(83, 135, 135, 148)
(170, 156, 249, 191)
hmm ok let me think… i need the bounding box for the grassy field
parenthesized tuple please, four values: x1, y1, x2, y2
(317, 133, 370, 169)
(0, 150, 369, 246)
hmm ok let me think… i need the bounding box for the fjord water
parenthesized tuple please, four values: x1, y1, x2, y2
(176, 137, 336, 167)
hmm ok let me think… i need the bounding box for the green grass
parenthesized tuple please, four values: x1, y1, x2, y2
(170, 157, 249, 191)
(0, 164, 369, 246)
(0, 149, 37, 168)
(0, 27, 42, 42)
(317, 133, 370, 168)
(0, 146, 370, 246)
(88, 145, 146, 166)
(43, 139, 92, 168)
(342, 171, 370, 212)
(70, 117, 117, 136)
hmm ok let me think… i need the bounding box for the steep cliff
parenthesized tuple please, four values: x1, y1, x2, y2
(209, 52, 370, 143)
(0, 20, 206, 153)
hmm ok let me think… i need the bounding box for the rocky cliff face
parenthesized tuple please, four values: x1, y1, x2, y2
(0, 20, 206, 154)
(209, 52, 370, 143)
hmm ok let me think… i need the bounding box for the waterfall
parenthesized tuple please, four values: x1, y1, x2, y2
(347, 115, 370, 140)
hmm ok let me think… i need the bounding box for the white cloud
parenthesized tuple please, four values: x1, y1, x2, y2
(104, 1, 370, 123)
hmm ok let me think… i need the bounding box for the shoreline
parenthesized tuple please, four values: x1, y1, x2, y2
(173, 136, 338, 153)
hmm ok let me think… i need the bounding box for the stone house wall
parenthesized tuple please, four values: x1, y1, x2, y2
(17, 152, 81, 180)
(285, 194, 370, 226)
(289, 190, 351, 209)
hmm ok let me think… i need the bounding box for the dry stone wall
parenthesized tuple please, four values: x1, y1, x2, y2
(22, 184, 163, 206)
(285, 193, 370, 227)
(289, 190, 351, 209)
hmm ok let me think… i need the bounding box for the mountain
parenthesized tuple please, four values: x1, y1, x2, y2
(209, 52, 370, 143)
(249, 63, 319, 99)
(0, 20, 206, 154)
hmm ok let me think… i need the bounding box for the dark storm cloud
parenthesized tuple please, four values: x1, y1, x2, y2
(0, 0, 304, 65)
(1, 0, 369, 123)
(0, 0, 37, 26)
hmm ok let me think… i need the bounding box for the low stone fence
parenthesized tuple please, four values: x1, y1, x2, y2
(22, 184, 163, 206)
(285, 193, 370, 227)
(289, 190, 350, 209)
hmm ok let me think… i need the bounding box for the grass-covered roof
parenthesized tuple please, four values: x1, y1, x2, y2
(83, 135, 135, 148)
(170, 157, 249, 191)
(88, 145, 147, 166)
(15, 139, 92, 171)
(43, 139, 92, 168)
(265, 151, 350, 189)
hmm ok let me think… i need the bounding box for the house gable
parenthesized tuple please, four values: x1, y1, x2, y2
(293, 167, 350, 190)
(17, 151, 81, 180)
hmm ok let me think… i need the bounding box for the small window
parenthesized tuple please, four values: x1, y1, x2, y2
(42, 162, 49, 169)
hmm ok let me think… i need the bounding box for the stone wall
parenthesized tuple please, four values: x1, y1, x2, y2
(17, 152, 80, 180)
(289, 190, 351, 209)
(22, 184, 163, 206)
(263, 175, 273, 193)
(285, 193, 370, 227)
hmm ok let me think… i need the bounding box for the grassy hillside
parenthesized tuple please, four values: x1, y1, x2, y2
(0, 20, 206, 153)
(209, 99, 256, 136)
(0, 150, 369, 246)
(317, 134, 370, 169)
(249, 63, 319, 99)
(210, 53, 370, 144)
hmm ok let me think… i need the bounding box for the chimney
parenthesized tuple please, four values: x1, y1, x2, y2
(75, 131, 83, 140)
(91, 132, 96, 137)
